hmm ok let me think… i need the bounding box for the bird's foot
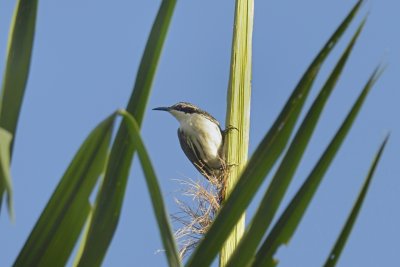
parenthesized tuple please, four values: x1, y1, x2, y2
(224, 125, 239, 134)
(221, 162, 238, 174)
(227, 162, 238, 167)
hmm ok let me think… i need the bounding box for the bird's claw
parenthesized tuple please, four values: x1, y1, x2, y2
(225, 125, 239, 133)
(227, 163, 238, 168)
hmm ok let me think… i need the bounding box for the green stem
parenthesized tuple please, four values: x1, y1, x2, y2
(220, 0, 253, 266)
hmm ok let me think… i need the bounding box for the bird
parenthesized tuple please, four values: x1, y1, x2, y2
(153, 102, 227, 179)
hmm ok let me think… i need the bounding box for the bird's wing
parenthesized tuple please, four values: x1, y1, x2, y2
(177, 129, 213, 178)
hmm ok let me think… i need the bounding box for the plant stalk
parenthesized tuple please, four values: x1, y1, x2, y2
(220, 0, 253, 266)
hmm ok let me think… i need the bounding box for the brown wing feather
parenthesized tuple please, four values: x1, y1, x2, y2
(177, 129, 214, 178)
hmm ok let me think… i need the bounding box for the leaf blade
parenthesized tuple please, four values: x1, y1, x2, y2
(0, 0, 38, 217)
(13, 115, 115, 267)
(118, 110, 181, 267)
(75, 1, 177, 266)
(252, 66, 384, 267)
(0, 0, 38, 155)
(323, 135, 390, 267)
(0, 128, 13, 218)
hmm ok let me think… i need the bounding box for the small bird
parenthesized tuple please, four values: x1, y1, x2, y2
(153, 102, 226, 179)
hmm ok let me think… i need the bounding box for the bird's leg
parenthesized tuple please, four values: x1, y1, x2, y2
(219, 160, 238, 181)
(225, 163, 239, 177)
(224, 125, 239, 135)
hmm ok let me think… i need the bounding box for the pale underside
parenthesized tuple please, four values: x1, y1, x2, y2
(172, 112, 223, 177)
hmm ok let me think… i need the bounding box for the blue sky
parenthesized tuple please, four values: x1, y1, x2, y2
(1, 1, 399, 266)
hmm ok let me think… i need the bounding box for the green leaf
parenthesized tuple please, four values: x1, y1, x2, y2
(0, 0, 38, 217)
(13, 115, 115, 267)
(72, 208, 94, 267)
(118, 110, 180, 266)
(0, 128, 13, 218)
(252, 66, 384, 267)
(225, 20, 366, 267)
(186, 2, 364, 266)
(74, 1, 177, 266)
(76, 110, 181, 267)
(323, 135, 390, 267)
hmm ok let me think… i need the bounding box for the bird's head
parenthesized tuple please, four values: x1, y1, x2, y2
(153, 102, 200, 122)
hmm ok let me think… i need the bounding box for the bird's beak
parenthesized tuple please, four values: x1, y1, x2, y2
(153, 106, 170, 112)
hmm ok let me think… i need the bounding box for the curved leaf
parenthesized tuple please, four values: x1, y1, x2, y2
(74, 111, 181, 267)
(75, 1, 177, 266)
(13, 114, 115, 267)
(118, 110, 180, 267)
